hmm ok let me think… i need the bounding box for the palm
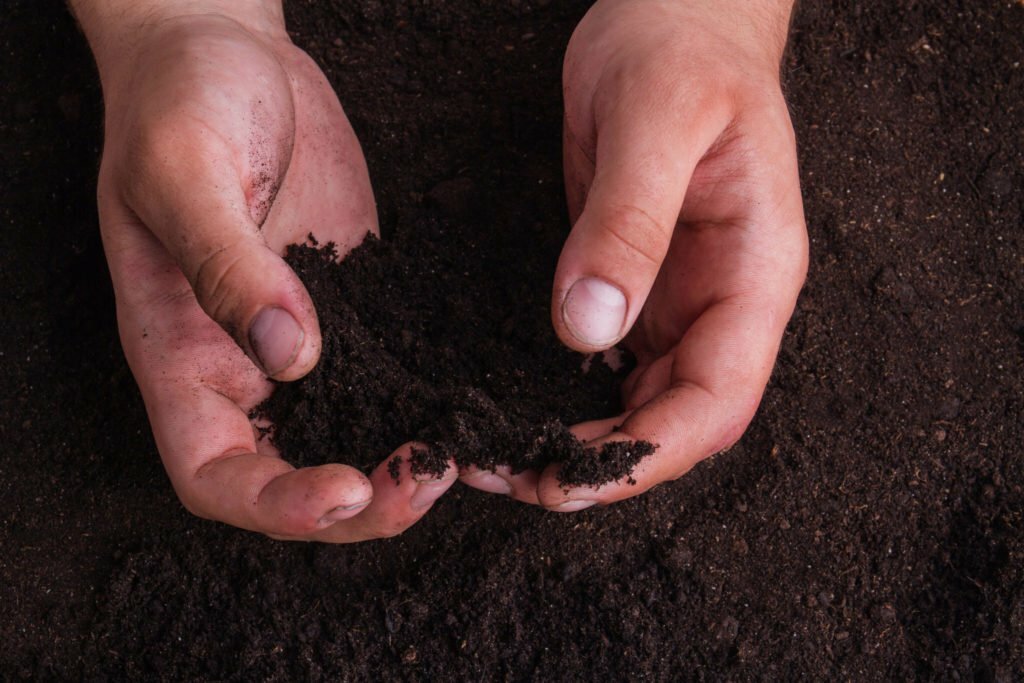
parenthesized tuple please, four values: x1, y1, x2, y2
(509, 1, 807, 510)
(619, 119, 802, 413)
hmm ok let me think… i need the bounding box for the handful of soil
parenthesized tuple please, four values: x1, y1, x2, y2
(254, 215, 655, 488)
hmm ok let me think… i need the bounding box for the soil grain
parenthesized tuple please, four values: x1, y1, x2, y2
(1, 1, 1022, 681)
(255, 235, 654, 487)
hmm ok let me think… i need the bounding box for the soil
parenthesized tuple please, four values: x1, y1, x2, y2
(255, 236, 654, 486)
(2, 1, 1023, 681)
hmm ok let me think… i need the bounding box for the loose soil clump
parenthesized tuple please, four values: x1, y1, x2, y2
(2, 1, 1023, 681)
(255, 234, 655, 487)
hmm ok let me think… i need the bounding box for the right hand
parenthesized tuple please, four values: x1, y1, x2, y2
(82, 3, 456, 541)
(460, 0, 806, 510)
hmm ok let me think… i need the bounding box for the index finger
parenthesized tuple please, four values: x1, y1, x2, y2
(537, 292, 793, 510)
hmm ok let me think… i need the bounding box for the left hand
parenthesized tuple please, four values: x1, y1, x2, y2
(78, 3, 456, 541)
(461, 0, 808, 510)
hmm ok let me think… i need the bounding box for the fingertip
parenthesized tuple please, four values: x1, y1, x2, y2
(568, 414, 629, 443)
(317, 497, 372, 526)
(410, 458, 459, 485)
(535, 418, 633, 510)
(276, 287, 323, 381)
(249, 287, 322, 382)
(305, 446, 457, 542)
(181, 234, 323, 381)
(549, 203, 665, 355)
(460, 466, 514, 495)
(268, 329, 321, 382)
(537, 432, 653, 511)
(409, 450, 459, 512)
(409, 472, 457, 512)
(249, 305, 305, 378)
(536, 462, 578, 511)
(560, 276, 628, 349)
(258, 463, 372, 536)
(371, 443, 457, 513)
(460, 464, 543, 505)
(549, 499, 598, 513)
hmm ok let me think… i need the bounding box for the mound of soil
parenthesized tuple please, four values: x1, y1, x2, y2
(255, 235, 654, 486)
(2, 1, 1022, 681)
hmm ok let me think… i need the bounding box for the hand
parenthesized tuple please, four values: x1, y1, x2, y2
(76, 1, 455, 540)
(461, 0, 807, 510)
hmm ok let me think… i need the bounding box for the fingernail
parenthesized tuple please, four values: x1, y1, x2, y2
(551, 499, 597, 513)
(412, 470, 458, 484)
(318, 499, 371, 525)
(463, 471, 513, 495)
(249, 307, 303, 375)
(410, 480, 451, 511)
(562, 277, 627, 346)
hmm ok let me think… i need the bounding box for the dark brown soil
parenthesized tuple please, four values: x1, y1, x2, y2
(255, 236, 654, 486)
(2, 1, 1023, 680)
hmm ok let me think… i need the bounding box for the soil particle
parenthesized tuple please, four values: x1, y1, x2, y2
(2, 1, 1023, 681)
(254, 236, 655, 488)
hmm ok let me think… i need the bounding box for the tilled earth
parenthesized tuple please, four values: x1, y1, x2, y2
(1, 1, 1022, 680)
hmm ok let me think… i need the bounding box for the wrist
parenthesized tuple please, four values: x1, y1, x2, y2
(594, 0, 794, 73)
(69, 0, 287, 87)
(717, 0, 795, 68)
(675, 0, 795, 70)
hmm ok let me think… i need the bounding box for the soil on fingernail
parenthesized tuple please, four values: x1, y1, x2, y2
(253, 233, 655, 489)
(557, 440, 655, 489)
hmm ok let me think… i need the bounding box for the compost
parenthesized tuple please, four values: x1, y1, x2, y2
(255, 235, 655, 486)
(2, 1, 1022, 680)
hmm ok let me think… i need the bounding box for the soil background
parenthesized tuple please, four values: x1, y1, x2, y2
(2, 1, 1023, 680)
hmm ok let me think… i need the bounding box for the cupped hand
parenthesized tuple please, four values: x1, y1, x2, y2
(88, 6, 454, 540)
(462, 0, 807, 510)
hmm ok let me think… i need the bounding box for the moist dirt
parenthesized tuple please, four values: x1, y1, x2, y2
(1, 1, 1022, 680)
(255, 236, 655, 487)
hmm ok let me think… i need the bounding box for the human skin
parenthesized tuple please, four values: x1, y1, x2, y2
(71, 0, 806, 537)
(459, 0, 808, 511)
(70, 0, 458, 542)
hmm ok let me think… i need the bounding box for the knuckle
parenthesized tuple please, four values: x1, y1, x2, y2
(190, 241, 252, 328)
(123, 117, 195, 193)
(121, 109, 228, 206)
(597, 204, 671, 269)
(645, 60, 695, 101)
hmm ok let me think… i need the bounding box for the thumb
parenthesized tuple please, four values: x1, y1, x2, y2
(117, 150, 321, 381)
(191, 230, 321, 382)
(553, 96, 728, 352)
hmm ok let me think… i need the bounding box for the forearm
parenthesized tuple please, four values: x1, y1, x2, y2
(68, 0, 286, 82)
